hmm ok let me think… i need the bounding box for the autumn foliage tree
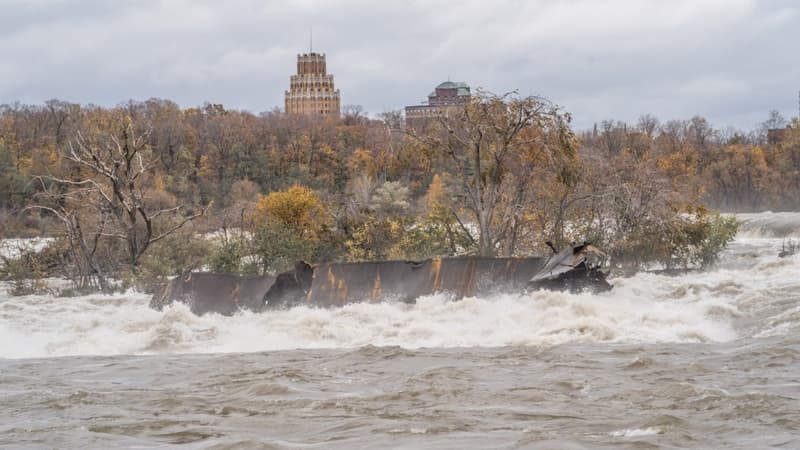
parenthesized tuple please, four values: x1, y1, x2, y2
(250, 185, 332, 272)
(2, 97, 786, 290)
(568, 119, 739, 270)
(413, 91, 577, 256)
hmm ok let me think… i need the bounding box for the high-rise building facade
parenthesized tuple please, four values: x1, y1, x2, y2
(285, 52, 341, 116)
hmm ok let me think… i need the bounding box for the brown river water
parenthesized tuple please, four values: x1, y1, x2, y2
(1, 212, 799, 449)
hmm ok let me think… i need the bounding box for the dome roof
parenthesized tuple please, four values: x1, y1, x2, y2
(436, 81, 459, 89)
(432, 81, 470, 97)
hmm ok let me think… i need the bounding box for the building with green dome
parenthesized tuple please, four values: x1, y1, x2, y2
(405, 80, 471, 127)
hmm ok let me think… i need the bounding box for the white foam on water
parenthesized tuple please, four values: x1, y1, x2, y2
(609, 427, 662, 438)
(735, 211, 800, 238)
(0, 271, 748, 358)
(1, 212, 798, 359)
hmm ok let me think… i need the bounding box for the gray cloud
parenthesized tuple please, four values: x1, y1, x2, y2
(0, 0, 797, 130)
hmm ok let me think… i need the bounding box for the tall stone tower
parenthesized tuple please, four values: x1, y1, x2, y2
(285, 52, 341, 116)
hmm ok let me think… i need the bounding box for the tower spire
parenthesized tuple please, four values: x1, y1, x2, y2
(309, 28, 313, 53)
(285, 41, 340, 116)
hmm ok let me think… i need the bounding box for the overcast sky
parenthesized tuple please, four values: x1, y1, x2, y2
(1, 0, 798, 130)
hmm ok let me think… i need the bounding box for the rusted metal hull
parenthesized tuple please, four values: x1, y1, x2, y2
(527, 242, 612, 293)
(149, 272, 276, 316)
(265, 257, 546, 309)
(150, 245, 611, 316)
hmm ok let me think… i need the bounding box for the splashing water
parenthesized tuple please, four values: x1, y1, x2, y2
(1, 212, 799, 359)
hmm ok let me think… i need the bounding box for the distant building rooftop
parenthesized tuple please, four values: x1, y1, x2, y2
(428, 81, 471, 98)
(406, 80, 471, 127)
(767, 126, 791, 145)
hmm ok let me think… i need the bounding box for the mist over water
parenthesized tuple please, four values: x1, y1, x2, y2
(1, 212, 798, 449)
(735, 211, 800, 238)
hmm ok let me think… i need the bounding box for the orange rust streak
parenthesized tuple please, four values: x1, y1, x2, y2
(431, 259, 442, 292)
(324, 267, 339, 305)
(370, 272, 382, 301)
(306, 270, 321, 303)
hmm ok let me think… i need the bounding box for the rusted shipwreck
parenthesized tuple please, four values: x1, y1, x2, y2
(150, 242, 611, 316)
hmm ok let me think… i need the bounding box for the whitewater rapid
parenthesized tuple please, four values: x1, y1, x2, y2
(1, 212, 798, 359)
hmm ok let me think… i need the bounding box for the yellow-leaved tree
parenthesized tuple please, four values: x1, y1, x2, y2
(253, 185, 326, 239)
(251, 185, 331, 272)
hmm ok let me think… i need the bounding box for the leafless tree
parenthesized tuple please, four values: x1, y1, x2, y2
(636, 114, 660, 138)
(762, 109, 787, 130)
(26, 177, 112, 291)
(39, 116, 205, 278)
(342, 104, 367, 126)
